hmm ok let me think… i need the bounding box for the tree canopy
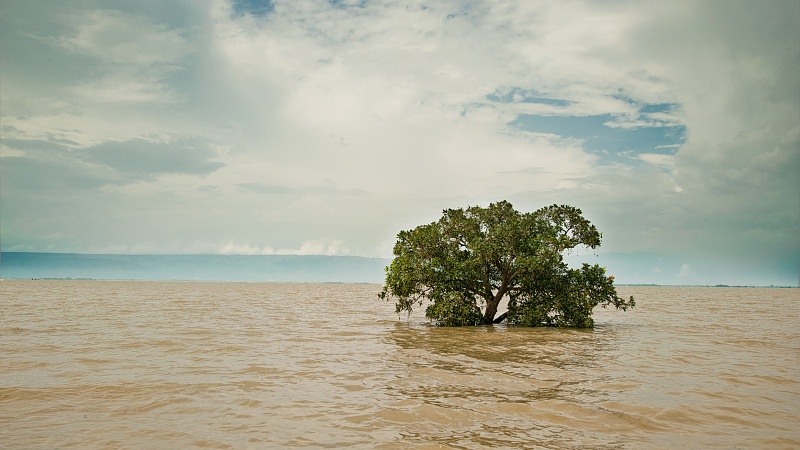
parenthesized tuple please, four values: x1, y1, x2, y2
(379, 201, 634, 327)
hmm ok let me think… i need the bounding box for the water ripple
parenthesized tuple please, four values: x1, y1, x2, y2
(1, 280, 798, 449)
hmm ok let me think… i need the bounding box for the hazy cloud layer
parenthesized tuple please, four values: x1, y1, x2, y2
(1, 0, 798, 285)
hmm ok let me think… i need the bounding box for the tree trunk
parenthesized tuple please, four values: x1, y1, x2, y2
(493, 312, 508, 324)
(482, 285, 507, 324)
(483, 301, 499, 324)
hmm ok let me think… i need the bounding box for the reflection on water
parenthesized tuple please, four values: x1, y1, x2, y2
(1, 280, 798, 449)
(384, 320, 637, 449)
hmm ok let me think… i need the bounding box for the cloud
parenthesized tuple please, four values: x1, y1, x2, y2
(217, 238, 349, 256)
(1, 136, 224, 188)
(218, 241, 275, 255)
(291, 239, 350, 256)
(70, 73, 182, 105)
(237, 183, 297, 195)
(1, 0, 797, 285)
(1, 155, 111, 191)
(83, 138, 225, 179)
(638, 153, 674, 167)
(59, 9, 190, 66)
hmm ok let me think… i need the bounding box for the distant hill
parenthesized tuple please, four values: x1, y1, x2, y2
(0, 252, 390, 283)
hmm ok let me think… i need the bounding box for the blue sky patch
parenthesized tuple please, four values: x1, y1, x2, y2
(328, 0, 369, 9)
(639, 103, 678, 114)
(231, 0, 274, 17)
(509, 111, 686, 163)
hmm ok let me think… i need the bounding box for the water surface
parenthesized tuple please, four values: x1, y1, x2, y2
(1, 281, 798, 448)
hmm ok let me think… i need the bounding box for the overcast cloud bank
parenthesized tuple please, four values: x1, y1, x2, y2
(1, 0, 798, 286)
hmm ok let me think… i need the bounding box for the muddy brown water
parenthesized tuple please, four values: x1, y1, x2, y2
(1, 280, 798, 448)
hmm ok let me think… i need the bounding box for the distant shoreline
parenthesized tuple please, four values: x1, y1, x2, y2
(1, 252, 796, 287)
(1, 278, 794, 289)
(0, 252, 390, 284)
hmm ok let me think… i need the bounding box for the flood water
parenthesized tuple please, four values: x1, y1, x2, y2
(1, 280, 798, 449)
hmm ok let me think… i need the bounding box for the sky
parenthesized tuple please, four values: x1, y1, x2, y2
(1, 0, 798, 286)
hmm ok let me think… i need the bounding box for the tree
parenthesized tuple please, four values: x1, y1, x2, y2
(379, 201, 634, 327)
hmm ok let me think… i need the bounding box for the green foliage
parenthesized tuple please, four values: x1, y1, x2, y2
(424, 292, 484, 326)
(379, 201, 634, 327)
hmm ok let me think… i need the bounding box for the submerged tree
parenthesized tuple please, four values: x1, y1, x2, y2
(379, 201, 634, 327)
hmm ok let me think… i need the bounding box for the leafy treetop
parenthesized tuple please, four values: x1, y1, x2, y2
(379, 201, 634, 327)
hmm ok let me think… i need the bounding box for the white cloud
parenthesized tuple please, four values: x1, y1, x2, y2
(638, 153, 675, 167)
(218, 241, 274, 255)
(217, 239, 349, 256)
(289, 239, 350, 256)
(1, 0, 797, 285)
(677, 263, 692, 278)
(71, 73, 182, 104)
(59, 9, 190, 66)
